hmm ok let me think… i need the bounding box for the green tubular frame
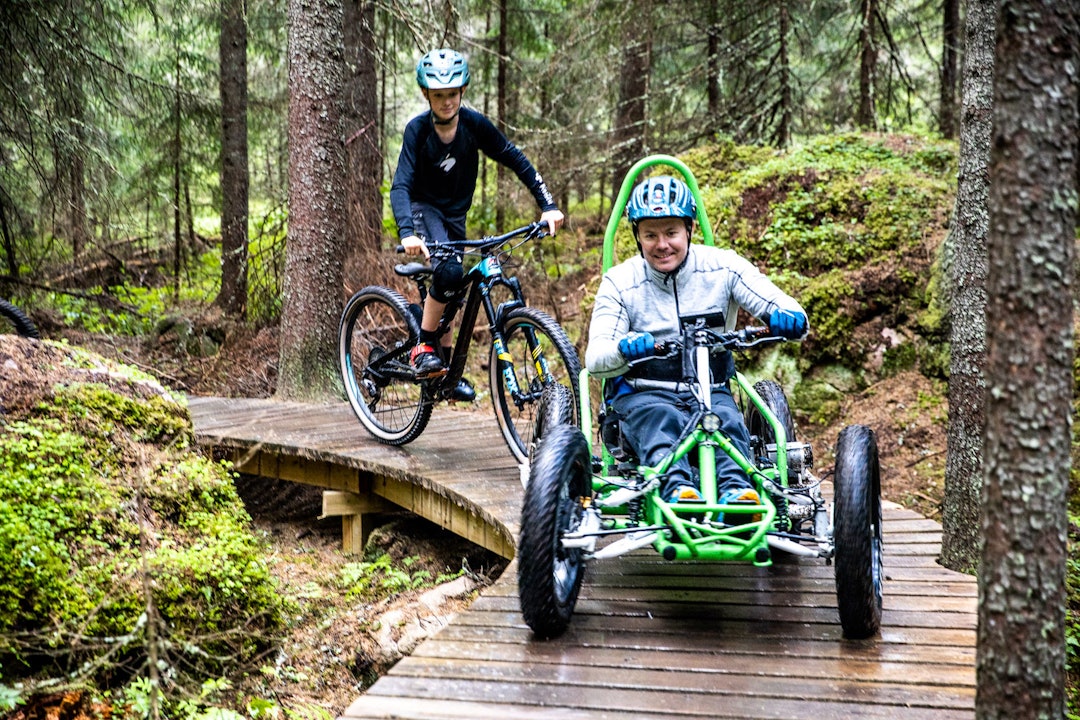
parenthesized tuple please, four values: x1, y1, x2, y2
(581, 155, 792, 565)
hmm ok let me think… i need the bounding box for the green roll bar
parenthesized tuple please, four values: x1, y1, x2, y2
(601, 154, 716, 273)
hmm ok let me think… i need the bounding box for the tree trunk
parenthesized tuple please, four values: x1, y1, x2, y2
(940, 0, 995, 575)
(496, 0, 508, 229)
(776, 3, 792, 147)
(342, 0, 382, 273)
(976, 2, 1078, 717)
(611, 4, 651, 201)
(940, 0, 961, 138)
(216, 0, 249, 319)
(857, 0, 877, 129)
(173, 38, 183, 301)
(278, 0, 347, 401)
(707, 0, 720, 121)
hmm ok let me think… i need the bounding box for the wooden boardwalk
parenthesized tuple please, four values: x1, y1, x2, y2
(189, 397, 977, 720)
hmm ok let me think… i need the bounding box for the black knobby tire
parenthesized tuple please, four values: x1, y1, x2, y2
(833, 424, 884, 639)
(528, 382, 576, 467)
(745, 379, 797, 455)
(518, 424, 591, 638)
(339, 286, 432, 445)
(0, 299, 40, 339)
(490, 306, 581, 464)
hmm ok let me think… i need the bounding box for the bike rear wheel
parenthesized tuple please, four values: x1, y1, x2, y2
(0, 299, 40, 339)
(489, 306, 580, 464)
(339, 286, 432, 445)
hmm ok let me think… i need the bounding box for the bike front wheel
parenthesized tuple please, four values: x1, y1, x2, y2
(339, 286, 432, 445)
(489, 306, 580, 464)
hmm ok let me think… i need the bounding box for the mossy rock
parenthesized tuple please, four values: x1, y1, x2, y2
(0, 336, 284, 681)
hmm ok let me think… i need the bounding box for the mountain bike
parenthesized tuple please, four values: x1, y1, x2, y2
(339, 221, 581, 464)
(516, 155, 882, 640)
(0, 298, 40, 338)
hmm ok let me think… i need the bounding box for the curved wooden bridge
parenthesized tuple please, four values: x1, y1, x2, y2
(189, 396, 977, 720)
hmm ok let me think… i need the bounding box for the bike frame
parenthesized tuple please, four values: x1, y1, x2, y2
(571, 155, 806, 566)
(411, 224, 554, 406)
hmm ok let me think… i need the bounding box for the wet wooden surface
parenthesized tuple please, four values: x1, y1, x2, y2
(188, 397, 977, 720)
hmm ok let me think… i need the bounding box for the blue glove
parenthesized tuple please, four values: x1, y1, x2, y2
(618, 331, 656, 361)
(768, 309, 807, 339)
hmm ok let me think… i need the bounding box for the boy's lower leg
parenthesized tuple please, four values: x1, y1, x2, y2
(410, 297, 448, 377)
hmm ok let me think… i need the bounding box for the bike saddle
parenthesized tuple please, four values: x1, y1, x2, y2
(394, 262, 432, 278)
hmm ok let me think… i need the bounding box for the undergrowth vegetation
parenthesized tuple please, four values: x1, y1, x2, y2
(0, 339, 286, 717)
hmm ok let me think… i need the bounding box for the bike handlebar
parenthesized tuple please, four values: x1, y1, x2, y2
(652, 325, 780, 356)
(395, 220, 550, 255)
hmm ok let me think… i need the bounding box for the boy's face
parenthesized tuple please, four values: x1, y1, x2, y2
(423, 87, 464, 123)
(636, 217, 690, 274)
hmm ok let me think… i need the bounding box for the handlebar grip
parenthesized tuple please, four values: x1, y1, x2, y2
(395, 245, 405, 254)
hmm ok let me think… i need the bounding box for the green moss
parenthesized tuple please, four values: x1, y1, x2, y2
(0, 347, 284, 682)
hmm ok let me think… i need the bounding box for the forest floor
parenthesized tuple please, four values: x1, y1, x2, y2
(14, 303, 949, 716)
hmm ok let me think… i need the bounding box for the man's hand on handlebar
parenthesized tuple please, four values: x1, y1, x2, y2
(619, 331, 656, 362)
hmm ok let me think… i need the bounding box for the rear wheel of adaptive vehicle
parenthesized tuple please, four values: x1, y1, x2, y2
(518, 424, 591, 638)
(339, 286, 432, 445)
(833, 424, 883, 639)
(745, 379, 797, 456)
(0, 299, 40, 339)
(490, 306, 580, 464)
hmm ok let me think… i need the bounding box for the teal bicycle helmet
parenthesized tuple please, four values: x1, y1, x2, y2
(416, 49, 470, 90)
(626, 176, 696, 235)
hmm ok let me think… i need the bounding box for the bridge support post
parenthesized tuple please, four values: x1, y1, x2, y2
(321, 490, 397, 554)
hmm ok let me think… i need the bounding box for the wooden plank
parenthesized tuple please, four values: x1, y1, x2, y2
(188, 397, 978, 720)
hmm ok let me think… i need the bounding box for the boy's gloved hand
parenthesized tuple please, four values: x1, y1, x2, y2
(768, 309, 808, 339)
(619, 331, 656, 361)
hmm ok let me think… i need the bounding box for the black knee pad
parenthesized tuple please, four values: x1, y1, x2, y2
(430, 256, 466, 303)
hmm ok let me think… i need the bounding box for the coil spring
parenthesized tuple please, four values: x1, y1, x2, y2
(627, 496, 643, 527)
(774, 495, 791, 532)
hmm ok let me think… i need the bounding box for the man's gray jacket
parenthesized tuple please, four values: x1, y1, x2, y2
(585, 244, 808, 380)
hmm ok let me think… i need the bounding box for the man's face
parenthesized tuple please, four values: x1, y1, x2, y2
(636, 217, 690, 273)
(423, 87, 464, 122)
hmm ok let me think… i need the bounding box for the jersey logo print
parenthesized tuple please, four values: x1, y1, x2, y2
(439, 155, 456, 173)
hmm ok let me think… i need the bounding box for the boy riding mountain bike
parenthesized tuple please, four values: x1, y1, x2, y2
(584, 175, 808, 509)
(390, 48, 565, 401)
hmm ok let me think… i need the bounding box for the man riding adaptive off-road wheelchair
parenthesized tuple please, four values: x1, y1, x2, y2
(517, 155, 883, 640)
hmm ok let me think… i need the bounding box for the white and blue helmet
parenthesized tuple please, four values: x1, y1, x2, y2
(626, 176, 696, 235)
(416, 49, 470, 90)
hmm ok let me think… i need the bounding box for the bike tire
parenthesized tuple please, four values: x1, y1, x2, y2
(745, 379, 797, 451)
(518, 423, 590, 638)
(489, 306, 581, 464)
(339, 286, 432, 445)
(0, 299, 40, 339)
(528, 382, 576, 467)
(833, 424, 884, 639)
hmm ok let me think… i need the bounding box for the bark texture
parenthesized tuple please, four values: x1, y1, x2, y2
(940, 0, 995, 574)
(277, 0, 347, 400)
(217, 0, 249, 318)
(342, 0, 382, 267)
(976, 1, 1078, 717)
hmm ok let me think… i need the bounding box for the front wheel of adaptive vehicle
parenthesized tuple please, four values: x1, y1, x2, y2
(338, 286, 432, 444)
(833, 424, 884, 639)
(517, 424, 591, 638)
(528, 381, 576, 468)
